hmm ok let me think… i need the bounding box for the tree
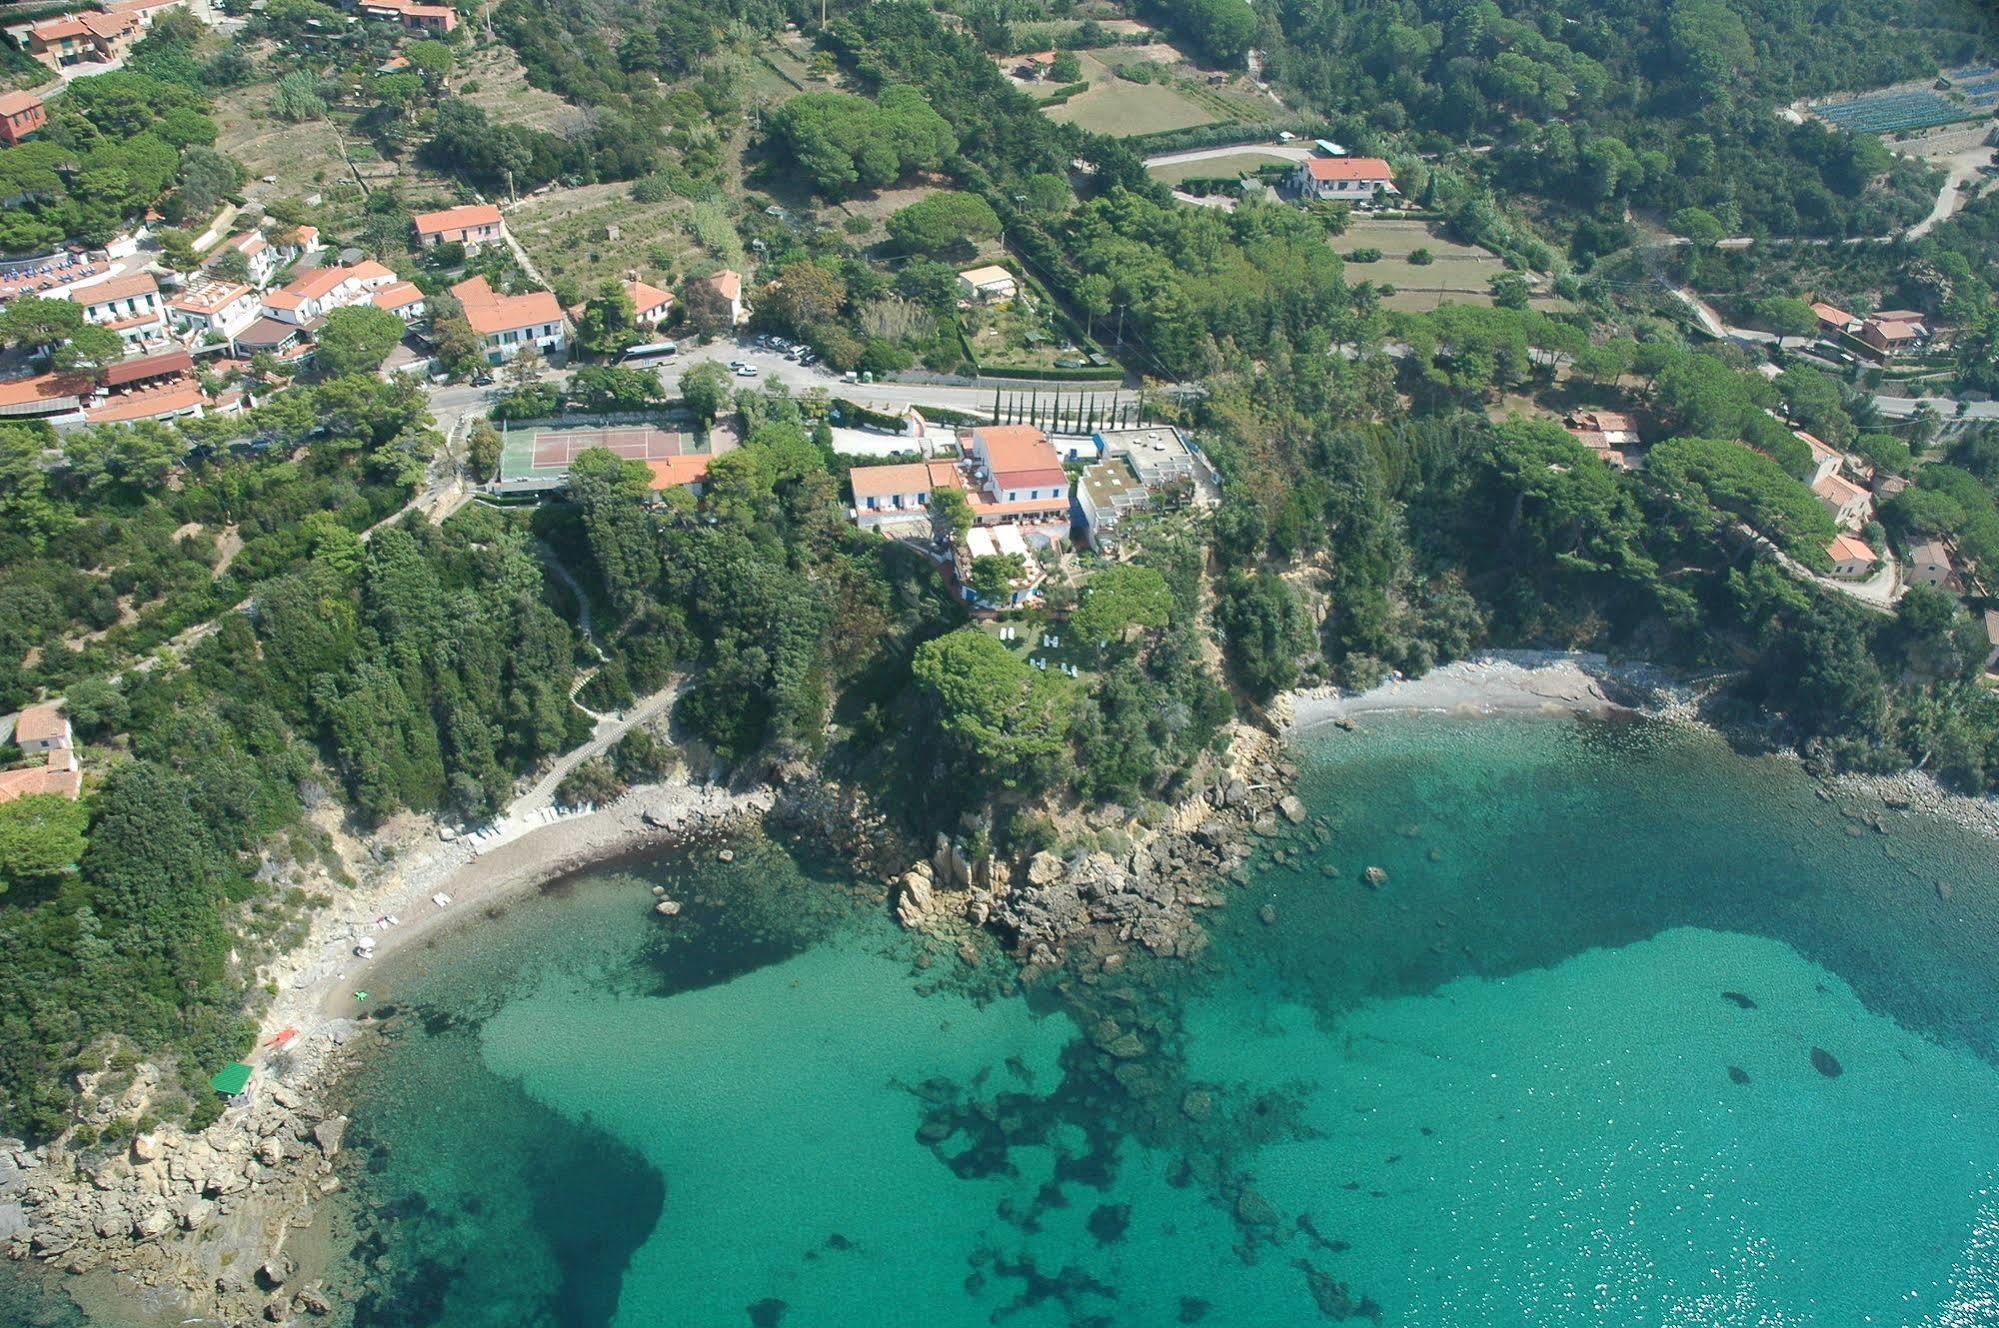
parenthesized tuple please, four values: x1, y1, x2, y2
(574, 280, 645, 361)
(156, 229, 200, 274)
(1670, 206, 1727, 247)
(50, 324, 124, 375)
(1488, 271, 1531, 310)
(885, 192, 1002, 256)
(503, 342, 548, 390)
(466, 419, 502, 482)
(1757, 297, 1820, 340)
(0, 794, 88, 893)
(1216, 571, 1309, 698)
(929, 485, 972, 542)
(760, 262, 847, 334)
(968, 553, 1027, 603)
(911, 628, 1071, 790)
(765, 87, 957, 196)
(1049, 50, 1082, 82)
(0, 297, 90, 352)
(680, 361, 733, 428)
(1070, 564, 1173, 645)
(432, 316, 484, 378)
(314, 305, 407, 376)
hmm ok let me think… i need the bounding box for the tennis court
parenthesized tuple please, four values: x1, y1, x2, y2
(498, 417, 688, 486)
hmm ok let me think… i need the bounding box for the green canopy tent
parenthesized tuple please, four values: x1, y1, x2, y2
(208, 1062, 253, 1098)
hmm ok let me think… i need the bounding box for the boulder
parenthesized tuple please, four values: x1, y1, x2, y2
(653, 899, 682, 916)
(312, 1117, 347, 1159)
(257, 1257, 292, 1290)
(132, 1207, 173, 1240)
(1027, 852, 1065, 887)
(256, 1138, 284, 1168)
(179, 1199, 216, 1231)
(1234, 1187, 1280, 1228)
(895, 864, 935, 929)
(1278, 795, 1308, 825)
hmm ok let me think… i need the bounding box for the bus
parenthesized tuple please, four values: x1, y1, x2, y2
(621, 340, 678, 363)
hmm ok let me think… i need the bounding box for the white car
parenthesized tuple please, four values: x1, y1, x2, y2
(735, 365, 759, 377)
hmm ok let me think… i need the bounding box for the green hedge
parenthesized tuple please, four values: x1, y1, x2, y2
(972, 363, 1126, 383)
(1039, 81, 1091, 106)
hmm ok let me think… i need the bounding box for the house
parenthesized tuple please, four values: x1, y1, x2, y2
(358, 0, 458, 31)
(957, 265, 1018, 303)
(1076, 425, 1216, 539)
(1812, 469, 1873, 530)
(1857, 310, 1929, 359)
(0, 747, 80, 803)
(371, 281, 427, 322)
(168, 279, 261, 340)
(0, 90, 47, 145)
(967, 424, 1069, 525)
(1907, 536, 1962, 593)
(71, 272, 167, 347)
(1792, 429, 1844, 487)
(1009, 50, 1056, 80)
(1563, 410, 1642, 470)
(1076, 451, 1149, 538)
(206, 227, 318, 288)
(1293, 156, 1396, 202)
(412, 203, 503, 251)
(1826, 533, 1878, 579)
(1810, 301, 1857, 337)
(13, 702, 70, 755)
(624, 280, 674, 326)
(849, 458, 963, 531)
(231, 316, 310, 363)
(262, 260, 401, 326)
(695, 269, 748, 326)
(450, 275, 566, 363)
(85, 380, 209, 424)
(12, 8, 142, 70)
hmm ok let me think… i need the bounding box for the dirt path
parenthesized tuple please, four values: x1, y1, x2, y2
(1906, 144, 1996, 241)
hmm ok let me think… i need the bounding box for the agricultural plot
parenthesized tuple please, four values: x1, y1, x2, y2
(1815, 90, 1969, 134)
(212, 84, 455, 234)
(1340, 219, 1569, 314)
(1039, 51, 1222, 137)
(507, 181, 702, 295)
(453, 43, 592, 137)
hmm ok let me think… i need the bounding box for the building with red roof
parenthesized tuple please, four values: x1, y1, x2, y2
(412, 203, 503, 250)
(1292, 155, 1396, 201)
(450, 275, 567, 363)
(0, 90, 47, 145)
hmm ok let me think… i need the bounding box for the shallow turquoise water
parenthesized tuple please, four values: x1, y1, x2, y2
(30, 714, 1999, 1325)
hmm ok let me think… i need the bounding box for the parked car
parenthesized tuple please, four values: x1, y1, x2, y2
(735, 365, 759, 377)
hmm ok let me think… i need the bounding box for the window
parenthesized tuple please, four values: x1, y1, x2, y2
(866, 497, 878, 510)
(1029, 489, 1039, 500)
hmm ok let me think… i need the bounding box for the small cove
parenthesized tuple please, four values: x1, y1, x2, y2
(27, 712, 1999, 1325)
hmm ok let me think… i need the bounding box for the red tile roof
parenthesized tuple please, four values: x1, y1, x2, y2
(101, 348, 193, 387)
(413, 203, 502, 236)
(1301, 156, 1394, 182)
(14, 702, 67, 747)
(72, 272, 159, 307)
(0, 91, 43, 118)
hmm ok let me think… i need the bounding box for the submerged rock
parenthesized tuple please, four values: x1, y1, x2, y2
(1727, 1066, 1750, 1085)
(1363, 867, 1387, 887)
(1721, 991, 1756, 1009)
(1810, 1047, 1843, 1078)
(747, 1298, 787, 1327)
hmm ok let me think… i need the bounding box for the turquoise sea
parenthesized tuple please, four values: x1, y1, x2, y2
(20, 713, 1999, 1326)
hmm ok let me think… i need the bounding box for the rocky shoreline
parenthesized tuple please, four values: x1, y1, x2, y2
(15, 651, 1999, 1326)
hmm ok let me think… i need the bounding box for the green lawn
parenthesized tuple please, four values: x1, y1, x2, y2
(1146, 151, 1296, 186)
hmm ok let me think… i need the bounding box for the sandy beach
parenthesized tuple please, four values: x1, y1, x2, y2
(1276, 650, 1678, 732)
(253, 776, 773, 1089)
